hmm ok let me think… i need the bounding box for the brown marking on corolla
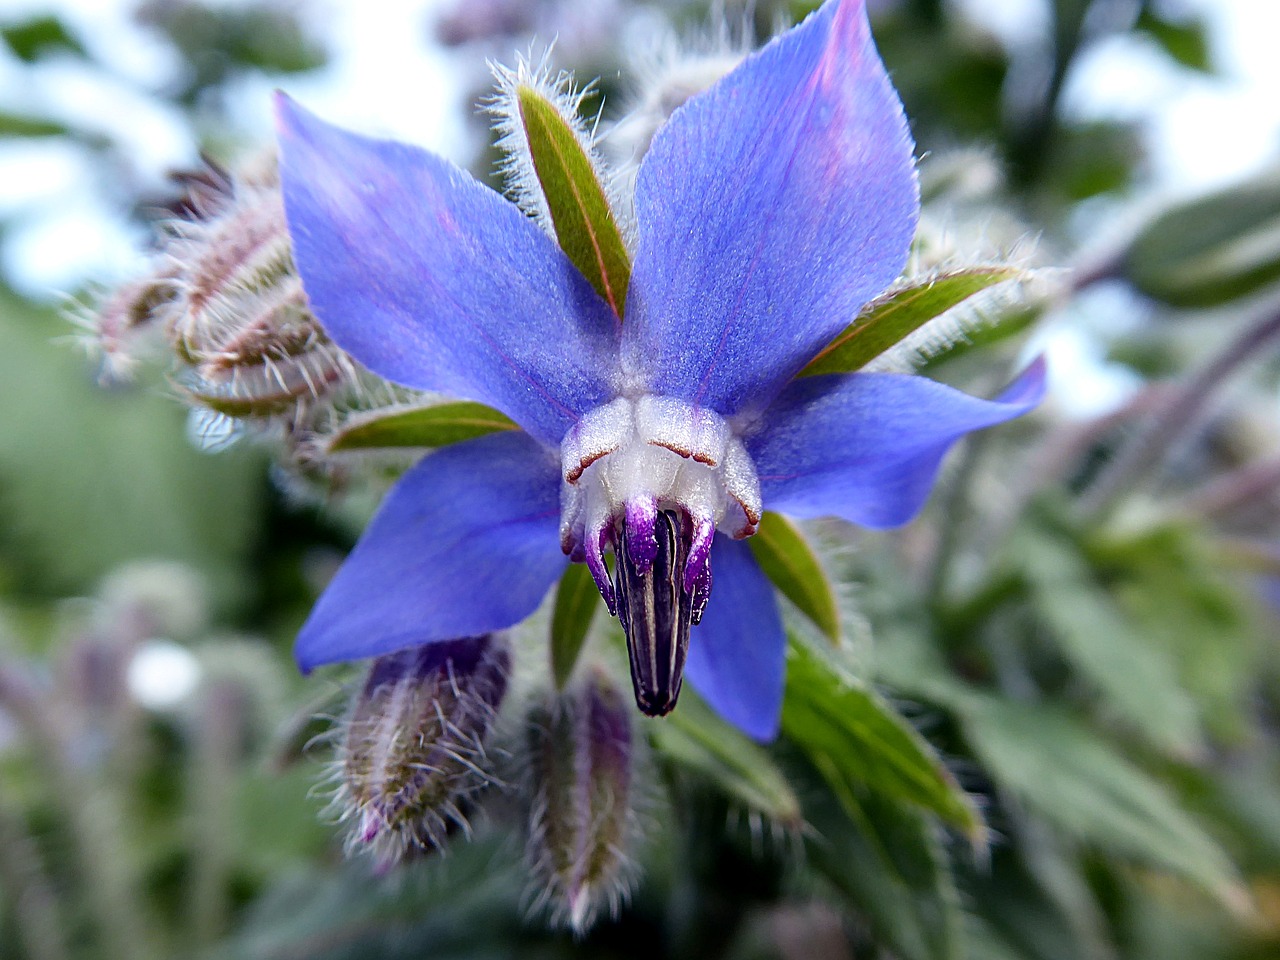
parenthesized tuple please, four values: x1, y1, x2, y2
(729, 494, 761, 536)
(647, 439, 720, 467)
(564, 446, 615, 484)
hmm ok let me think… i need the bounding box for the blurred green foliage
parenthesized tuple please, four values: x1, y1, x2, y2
(0, 290, 262, 606)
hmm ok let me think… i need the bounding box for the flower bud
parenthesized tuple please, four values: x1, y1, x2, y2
(335, 636, 510, 863)
(165, 162, 356, 421)
(87, 268, 180, 382)
(525, 670, 637, 933)
(87, 154, 358, 426)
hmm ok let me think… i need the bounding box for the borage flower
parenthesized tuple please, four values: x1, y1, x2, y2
(278, 0, 1043, 740)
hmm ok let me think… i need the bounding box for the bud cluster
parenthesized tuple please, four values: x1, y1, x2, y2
(333, 636, 511, 865)
(86, 153, 360, 437)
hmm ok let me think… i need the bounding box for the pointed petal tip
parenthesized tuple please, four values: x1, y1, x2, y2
(272, 89, 304, 135)
(739, 712, 782, 744)
(750, 359, 1047, 530)
(624, 0, 918, 416)
(293, 630, 325, 676)
(1003, 354, 1049, 408)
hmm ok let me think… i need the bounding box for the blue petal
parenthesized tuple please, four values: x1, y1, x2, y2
(747, 358, 1046, 527)
(623, 0, 918, 417)
(276, 95, 621, 446)
(685, 537, 786, 741)
(295, 431, 567, 671)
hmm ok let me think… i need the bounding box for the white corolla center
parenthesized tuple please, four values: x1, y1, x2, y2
(559, 394, 762, 611)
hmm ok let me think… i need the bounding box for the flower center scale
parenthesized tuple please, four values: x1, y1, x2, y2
(560, 395, 762, 717)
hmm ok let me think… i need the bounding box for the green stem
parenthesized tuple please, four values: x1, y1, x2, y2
(0, 667, 159, 960)
(188, 678, 244, 946)
(0, 796, 69, 960)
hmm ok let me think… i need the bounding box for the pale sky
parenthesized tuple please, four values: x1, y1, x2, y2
(1, 0, 1276, 296)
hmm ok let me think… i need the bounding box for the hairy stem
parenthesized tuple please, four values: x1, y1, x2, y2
(0, 666, 159, 960)
(0, 797, 69, 960)
(1078, 304, 1280, 521)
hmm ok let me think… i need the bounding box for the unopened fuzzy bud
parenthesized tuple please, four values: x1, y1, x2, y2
(165, 164, 356, 420)
(525, 670, 637, 933)
(87, 267, 180, 382)
(335, 636, 510, 864)
(87, 154, 359, 426)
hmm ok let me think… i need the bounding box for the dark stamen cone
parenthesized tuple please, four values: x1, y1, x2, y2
(614, 509, 692, 717)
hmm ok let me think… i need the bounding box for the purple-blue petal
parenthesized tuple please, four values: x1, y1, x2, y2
(295, 431, 567, 671)
(276, 95, 621, 446)
(747, 358, 1046, 527)
(622, 0, 918, 417)
(685, 537, 787, 741)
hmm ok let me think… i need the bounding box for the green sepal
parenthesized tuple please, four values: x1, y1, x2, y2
(782, 637, 984, 842)
(801, 267, 1021, 376)
(747, 512, 840, 642)
(517, 86, 631, 318)
(326, 401, 517, 452)
(549, 562, 601, 690)
(651, 693, 802, 827)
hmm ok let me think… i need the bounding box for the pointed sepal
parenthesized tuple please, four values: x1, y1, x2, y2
(782, 636, 985, 844)
(801, 266, 1022, 376)
(549, 562, 602, 690)
(491, 60, 632, 318)
(747, 512, 841, 643)
(325, 401, 517, 452)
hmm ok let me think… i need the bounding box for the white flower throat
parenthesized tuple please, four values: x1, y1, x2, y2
(559, 395, 763, 716)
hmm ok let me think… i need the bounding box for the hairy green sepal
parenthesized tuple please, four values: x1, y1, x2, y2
(517, 86, 631, 318)
(748, 512, 840, 642)
(801, 267, 1021, 376)
(549, 563, 601, 689)
(782, 638, 984, 842)
(326, 401, 516, 452)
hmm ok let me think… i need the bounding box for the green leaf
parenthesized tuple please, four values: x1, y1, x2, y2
(549, 563, 600, 689)
(213, 836, 527, 960)
(956, 693, 1244, 908)
(1136, 9, 1212, 73)
(517, 86, 630, 317)
(1, 15, 87, 62)
(782, 638, 983, 840)
(1011, 527, 1201, 755)
(1097, 524, 1258, 743)
(1124, 166, 1280, 307)
(747, 512, 840, 642)
(803, 767, 963, 960)
(800, 267, 1020, 376)
(652, 693, 802, 827)
(326, 402, 516, 452)
(0, 112, 69, 138)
